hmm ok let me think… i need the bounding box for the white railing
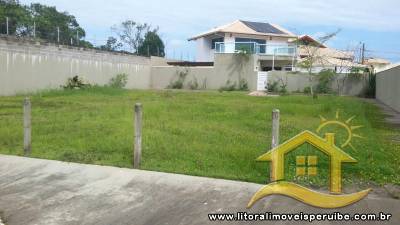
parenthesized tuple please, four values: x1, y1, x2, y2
(215, 42, 296, 56)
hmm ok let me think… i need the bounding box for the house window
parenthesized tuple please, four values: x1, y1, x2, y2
(235, 38, 266, 53)
(211, 37, 224, 49)
(283, 66, 293, 71)
(296, 155, 318, 176)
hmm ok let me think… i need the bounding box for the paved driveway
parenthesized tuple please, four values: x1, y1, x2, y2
(0, 155, 399, 225)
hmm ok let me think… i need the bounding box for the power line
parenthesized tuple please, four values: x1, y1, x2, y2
(365, 49, 400, 55)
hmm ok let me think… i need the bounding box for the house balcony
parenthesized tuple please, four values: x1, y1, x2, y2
(215, 42, 297, 57)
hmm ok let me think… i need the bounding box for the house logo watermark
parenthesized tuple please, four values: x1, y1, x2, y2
(247, 111, 371, 208)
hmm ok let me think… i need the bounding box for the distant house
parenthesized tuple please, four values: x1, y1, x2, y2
(364, 57, 391, 72)
(188, 20, 387, 74)
(295, 35, 365, 74)
(188, 20, 298, 71)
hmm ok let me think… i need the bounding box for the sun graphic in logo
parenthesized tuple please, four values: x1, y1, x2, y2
(317, 110, 364, 150)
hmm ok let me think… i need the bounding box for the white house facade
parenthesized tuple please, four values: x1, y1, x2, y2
(188, 20, 298, 72)
(189, 21, 370, 74)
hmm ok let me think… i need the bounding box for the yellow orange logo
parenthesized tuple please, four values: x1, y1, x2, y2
(247, 111, 370, 208)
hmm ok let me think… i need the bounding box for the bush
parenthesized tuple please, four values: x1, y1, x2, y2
(316, 69, 335, 93)
(62, 75, 91, 89)
(238, 79, 249, 91)
(167, 69, 189, 89)
(219, 80, 237, 92)
(188, 77, 199, 90)
(267, 80, 280, 92)
(303, 87, 311, 94)
(279, 83, 288, 94)
(219, 79, 249, 92)
(108, 73, 128, 88)
(364, 72, 376, 98)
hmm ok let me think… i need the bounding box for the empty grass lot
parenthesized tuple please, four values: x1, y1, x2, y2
(0, 87, 399, 187)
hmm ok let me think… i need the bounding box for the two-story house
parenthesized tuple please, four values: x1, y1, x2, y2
(188, 20, 298, 72)
(189, 20, 370, 74)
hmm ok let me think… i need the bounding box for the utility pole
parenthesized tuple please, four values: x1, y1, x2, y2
(361, 43, 365, 64)
(6, 17, 9, 35)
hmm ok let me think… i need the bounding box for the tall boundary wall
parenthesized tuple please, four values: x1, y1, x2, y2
(376, 65, 400, 112)
(0, 37, 366, 96)
(0, 37, 151, 95)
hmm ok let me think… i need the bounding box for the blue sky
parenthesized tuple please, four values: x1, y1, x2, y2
(20, 0, 400, 62)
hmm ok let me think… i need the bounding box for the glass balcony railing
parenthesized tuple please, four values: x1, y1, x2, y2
(215, 42, 296, 56)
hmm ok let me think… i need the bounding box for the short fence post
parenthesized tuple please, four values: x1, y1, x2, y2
(271, 109, 280, 148)
(23, 97, 31, 156)
(133, 103, 142, 169)
(269, 109, 280, 182)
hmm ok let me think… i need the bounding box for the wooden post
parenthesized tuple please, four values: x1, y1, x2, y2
(23, 97, 31, 156)
(269, 109, 280, 182)
(271, 109, 280, 148)
(133, 103, 142, 169)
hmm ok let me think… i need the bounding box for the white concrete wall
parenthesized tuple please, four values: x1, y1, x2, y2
(268, 71, 367, 96)
(195, 37, 214, 62)
(0, 37, 151, 95)
(376, 65, 400, 112)
(0, 38, 366, 96)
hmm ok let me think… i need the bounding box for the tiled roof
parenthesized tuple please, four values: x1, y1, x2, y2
(188, 20, 296, 40)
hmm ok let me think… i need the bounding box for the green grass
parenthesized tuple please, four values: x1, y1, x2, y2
(0, 87, 399, 186)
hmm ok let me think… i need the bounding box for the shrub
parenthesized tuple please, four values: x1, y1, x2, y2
(167, 68, 189, 89)
(364, 72, 376, 98)
(62, 75, 91, 89)
(279, 83, 288, 94)
(108, 73, 128, 88)
(238, 78, 249, 91)
(188, 77, 199, 90)
(219, 79, 249, 92)
(303, 87, 311, 94)
(219, 80, 237, 92)
(316, 69, 335, 93)
(267, 80, 280, 92)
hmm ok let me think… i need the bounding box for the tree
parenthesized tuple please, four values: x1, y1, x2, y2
(99, 36, 122, 51)
(0, 0, 30, 35)
(137, 30, 165, 56)
(296, 30, 341, 96)
(112, 20, 150, 54)
(0, 1, 90, 47)
(28, 3, 85, 44)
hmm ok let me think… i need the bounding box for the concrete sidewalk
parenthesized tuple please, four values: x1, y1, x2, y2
(0, 155, 399, 225)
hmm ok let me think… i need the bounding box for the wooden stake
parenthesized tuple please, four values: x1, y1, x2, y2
(23, 97, 31, 156)
(133, 103, 142, 169)
(269, 109, 280, 182)
(271, 109, 280, 148)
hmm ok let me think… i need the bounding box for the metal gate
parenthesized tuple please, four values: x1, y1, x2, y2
(257, 71, 268, 91)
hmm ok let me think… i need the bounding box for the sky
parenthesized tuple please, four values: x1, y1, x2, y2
(20, 0, 400, 62)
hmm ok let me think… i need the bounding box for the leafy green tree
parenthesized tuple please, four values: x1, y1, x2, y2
(1, 1, 90, 47)
(0, 0, 30, 35)
(99, 36, 122, 51)
(27, 3, 85, 44)
(137, 30, 165, 56)
(112, 20, 150, 53)
(296, 30, 341, 96)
